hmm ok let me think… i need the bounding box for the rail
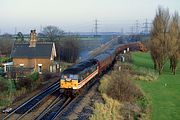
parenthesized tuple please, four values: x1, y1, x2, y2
(3, 82, 59, 120)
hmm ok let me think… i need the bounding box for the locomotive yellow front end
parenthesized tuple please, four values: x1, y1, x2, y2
(60, 74, 79, 89)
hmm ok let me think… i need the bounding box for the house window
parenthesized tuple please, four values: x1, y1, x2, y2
(38, 64, 42, 74)
(19, 64, 24, 67)
(50, 66, 53, 72)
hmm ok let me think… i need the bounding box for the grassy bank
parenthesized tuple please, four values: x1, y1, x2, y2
(132, 52, 180, 120)
(91, 61, 149, 120)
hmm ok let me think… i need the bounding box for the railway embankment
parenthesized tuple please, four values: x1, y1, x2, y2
(90, 60, 152, 120)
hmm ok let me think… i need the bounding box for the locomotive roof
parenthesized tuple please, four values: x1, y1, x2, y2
(94, 52, 111, 61)
(62, 59, 97, 75)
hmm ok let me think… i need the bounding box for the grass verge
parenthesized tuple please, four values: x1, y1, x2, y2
(132, 52, 180, 120)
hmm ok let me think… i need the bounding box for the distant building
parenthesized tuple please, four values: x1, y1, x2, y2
(11, 30, 58, 74)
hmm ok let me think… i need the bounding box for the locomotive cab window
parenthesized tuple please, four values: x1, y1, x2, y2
(61, 74, 78, 80)
(69, 74, 78, 80)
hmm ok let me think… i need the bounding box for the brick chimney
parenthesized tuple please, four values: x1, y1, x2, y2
(29, 30, 37, 47)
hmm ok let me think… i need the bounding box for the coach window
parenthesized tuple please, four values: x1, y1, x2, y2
(38, 64, 42, 74)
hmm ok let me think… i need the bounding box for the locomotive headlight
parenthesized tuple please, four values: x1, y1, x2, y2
(66, 78, 71, 81)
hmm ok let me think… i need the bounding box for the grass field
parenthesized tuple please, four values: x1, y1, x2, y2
(132, 52, 180, 120)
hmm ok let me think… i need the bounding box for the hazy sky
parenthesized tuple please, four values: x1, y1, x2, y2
(0, 0, 180, 34)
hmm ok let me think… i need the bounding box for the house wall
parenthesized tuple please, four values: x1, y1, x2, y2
(13, 58, 52, 72)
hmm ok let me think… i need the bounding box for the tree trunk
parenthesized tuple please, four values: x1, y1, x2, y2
(154, 63, 157, 70)
(173, 68, 176, 75)
(169, 58, 172, 69)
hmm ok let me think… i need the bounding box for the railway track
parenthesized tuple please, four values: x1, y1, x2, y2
(54, 78, 100, 119)
(36, 96, 73, 120)
(3, 82, 59, 120)
(36, 79, 100, 120)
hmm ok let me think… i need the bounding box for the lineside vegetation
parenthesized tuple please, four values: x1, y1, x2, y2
(0, 71, 40, 110)
(91, 60, 153, 120)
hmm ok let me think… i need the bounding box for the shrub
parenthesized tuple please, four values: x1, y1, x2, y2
(0, 78, 14, 109)
(17, 77, 32, 89)
(0, 57, 11, 63)
(115, 61, 158, 82)
(137, 96, 149, 113)
(99, 66, 142, 102)
(14, 87, 27, 98)
(98, 75, 110, 94)
(43, 72, 52, 81)
(29, 71, 39, 82)
(90, 94, 122, 120)
(106, 71, 142, 102)
(132, 65, 158, 81)
(0, 77, 8, 92)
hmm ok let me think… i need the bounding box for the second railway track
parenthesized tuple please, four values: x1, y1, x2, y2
(3, 82, 59, 120)
(36, 96, 73, 120)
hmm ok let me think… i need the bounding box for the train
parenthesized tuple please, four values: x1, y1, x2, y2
(60, 42, 147, 96)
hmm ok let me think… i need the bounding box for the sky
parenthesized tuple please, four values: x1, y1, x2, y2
(0, 0, 180, 34)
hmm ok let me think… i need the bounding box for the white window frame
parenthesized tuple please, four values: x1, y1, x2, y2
(20, 64, 24, 67)
(38, 64, 42, 74)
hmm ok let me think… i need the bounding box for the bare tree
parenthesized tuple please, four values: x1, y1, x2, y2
(58, 35, 80, 63)
(150, 7, 170, 74)
(15, 32, 24, 42)
(148, 39, 158, 70)
(0, 33, 14, 56)
(168, 12, 180, 75)
(42, 25, 64, 41)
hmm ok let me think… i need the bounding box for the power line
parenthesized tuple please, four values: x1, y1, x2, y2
(131, 25, 134, 34)
(14, 27, 17, 35)
(135, 20, 139, 34)
(142, 19, 151, 35)
(94, 19, 99, 35)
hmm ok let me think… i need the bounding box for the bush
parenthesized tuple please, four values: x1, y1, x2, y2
(29, 71, 39, 82)
(0, 57, 11, 63)
(115, 62, 158, 81)
(17, 77, 32, 89)
(0, 78, 14, 109)
(99, 70, 142, 102)
(43, 72, 52, 81)
(132, 65, 158, 81)
(90, 94, 122, 120)
(0, 77, 9, 92)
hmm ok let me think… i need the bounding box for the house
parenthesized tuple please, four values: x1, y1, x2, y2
(11, 30, 58, 74)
